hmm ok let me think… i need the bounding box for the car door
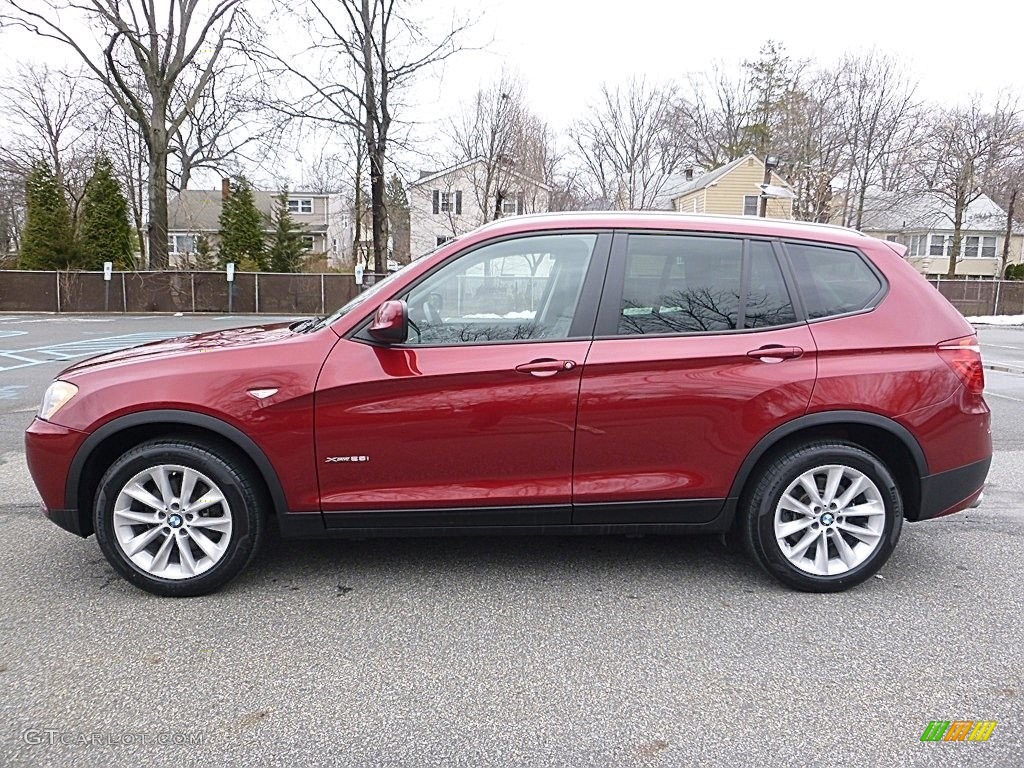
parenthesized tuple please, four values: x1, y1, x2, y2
(314, 231, 610, 528)
(572, 231, 817, 524)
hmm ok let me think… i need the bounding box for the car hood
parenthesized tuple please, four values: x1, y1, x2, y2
(59, 322, 296, 376)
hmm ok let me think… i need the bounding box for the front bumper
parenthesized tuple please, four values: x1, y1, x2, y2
(915, 456, 991, 521)
(24, 418, 90, 537)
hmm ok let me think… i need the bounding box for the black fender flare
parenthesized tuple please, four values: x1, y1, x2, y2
(65, 409, 288, 516)
(725, 409, 929, 504)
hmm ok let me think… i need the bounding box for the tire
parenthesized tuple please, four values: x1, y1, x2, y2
(740, 440, 903, 592)
(93, 439, 266, 597)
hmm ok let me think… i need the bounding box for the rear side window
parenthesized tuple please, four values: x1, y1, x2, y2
(618, 235, 742, 334)
(785, 242, 883, 319)
(615, 235, 796, 335)
(746, 241, 797, 328)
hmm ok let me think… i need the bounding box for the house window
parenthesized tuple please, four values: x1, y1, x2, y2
(301, 235, 315, 251)
(432, 189, 462, 215)
(928, 234, 949, 257)
(742, 195, 759, 216)
(288, 198, 313, 214)
(436, 235, 454, 247)
(167, 234, 196, 254)
(963, 235, 998, 258)
(500, 196, 520, 216)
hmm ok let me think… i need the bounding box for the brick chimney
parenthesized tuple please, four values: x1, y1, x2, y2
(684, 167, 694, 182)
(221, 178, 231, 199)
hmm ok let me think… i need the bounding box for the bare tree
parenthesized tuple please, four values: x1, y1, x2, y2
(3, 0, 251, 267)
(102, 108, 150, 262)
(674, 63, 757, 169)
(989, 157, 1024, 276)
(571, 79, 684, 210)
(449, 71, 553, 224)
(0, 164, 25, 260)
(922, 94, 1022, 277)
(0, 64, 101, 225)
(835, 51, 920, 229)
(257, 0, 469, 273)
(774, 69, 848, 222)
(169, 59, 287, 190)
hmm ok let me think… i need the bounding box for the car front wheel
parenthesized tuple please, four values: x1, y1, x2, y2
(741, 441, 903, 592)
(93, 439, 265, 597)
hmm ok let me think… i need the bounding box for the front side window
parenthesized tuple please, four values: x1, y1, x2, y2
(288, 198, 313, 214)
(743, 195, 759, 216)
(403, 233, 596, 345)
(301, 235, 315, 251)
(785, 242, 883, 319)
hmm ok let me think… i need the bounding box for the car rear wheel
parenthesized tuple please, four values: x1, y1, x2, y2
(741, 441, 903, 592)
(93, 439, 265, 597)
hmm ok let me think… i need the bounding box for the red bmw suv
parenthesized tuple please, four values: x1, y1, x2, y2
(25, 213, 991, 596)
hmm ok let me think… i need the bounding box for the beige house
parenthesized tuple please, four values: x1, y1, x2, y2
(408, 158, 552, 259)
(662, 155, 794, 219)
(166, 180, 353, 269)
(857, 191, 1024, 277)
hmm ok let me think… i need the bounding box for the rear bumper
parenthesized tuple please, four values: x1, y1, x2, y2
(915, 456, 991, 521)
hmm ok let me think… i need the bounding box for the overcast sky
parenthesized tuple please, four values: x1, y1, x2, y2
(427, 0, 1016, 124)
(0, 0, 1017, 187)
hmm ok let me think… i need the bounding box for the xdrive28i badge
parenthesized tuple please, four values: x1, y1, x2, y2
(325, 456, 370, 463)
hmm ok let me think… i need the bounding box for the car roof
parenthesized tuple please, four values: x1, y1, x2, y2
(472, 211, 872, 249)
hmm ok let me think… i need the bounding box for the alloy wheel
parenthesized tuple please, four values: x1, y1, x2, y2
(111, 464, 233, 580)
(773, 464, 886, 576)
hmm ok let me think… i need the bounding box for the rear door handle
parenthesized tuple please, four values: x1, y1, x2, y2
(515, 359, 577, 377)
(746, 345, 803, 362)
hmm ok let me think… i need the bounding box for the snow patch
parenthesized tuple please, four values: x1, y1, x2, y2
(965, 315, 1024, 326)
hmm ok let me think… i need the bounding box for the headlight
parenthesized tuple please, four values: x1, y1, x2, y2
(38, 381, 78, 421)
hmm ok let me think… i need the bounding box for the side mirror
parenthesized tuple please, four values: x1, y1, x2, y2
(368, 299, 408, 343)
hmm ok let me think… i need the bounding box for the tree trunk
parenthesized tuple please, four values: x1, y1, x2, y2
(147, 103, 170, 269)
(946, 196, 966, 278)
(1002, 187, 1018, 278)
(369, 145, 387, 274)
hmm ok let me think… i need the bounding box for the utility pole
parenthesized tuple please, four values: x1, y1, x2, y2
(760, 155, 780, 218)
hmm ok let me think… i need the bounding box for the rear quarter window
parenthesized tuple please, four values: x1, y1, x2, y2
(784, 242, 883, 319)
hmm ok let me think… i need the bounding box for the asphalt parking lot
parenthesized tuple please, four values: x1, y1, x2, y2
(1, 314, 1022, 767)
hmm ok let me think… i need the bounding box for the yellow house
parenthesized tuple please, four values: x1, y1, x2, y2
(665, 155, 793, 219)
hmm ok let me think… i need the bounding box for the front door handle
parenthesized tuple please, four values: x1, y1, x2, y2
(515, 358, 577, 377)
(746, 345, 804, 363)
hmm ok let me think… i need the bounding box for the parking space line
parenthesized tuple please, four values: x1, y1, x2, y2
(0, 332, 184, 372)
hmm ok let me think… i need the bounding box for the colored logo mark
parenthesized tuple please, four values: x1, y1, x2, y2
(920, 720, 997, 742)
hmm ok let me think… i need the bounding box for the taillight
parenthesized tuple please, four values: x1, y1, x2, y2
(937, 335, 985, 396)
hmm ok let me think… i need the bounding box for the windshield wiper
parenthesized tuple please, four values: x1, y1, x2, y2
(290, 317, 322, 333)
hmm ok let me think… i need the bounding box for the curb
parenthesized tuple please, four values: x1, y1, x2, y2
(984, 363, 1024, 375)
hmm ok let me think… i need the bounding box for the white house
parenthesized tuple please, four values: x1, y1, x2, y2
(857, 191, 1023, 276)
(407, 158, 552, 259)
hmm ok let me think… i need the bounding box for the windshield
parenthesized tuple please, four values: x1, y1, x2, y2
(305, 263, 413, 332)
